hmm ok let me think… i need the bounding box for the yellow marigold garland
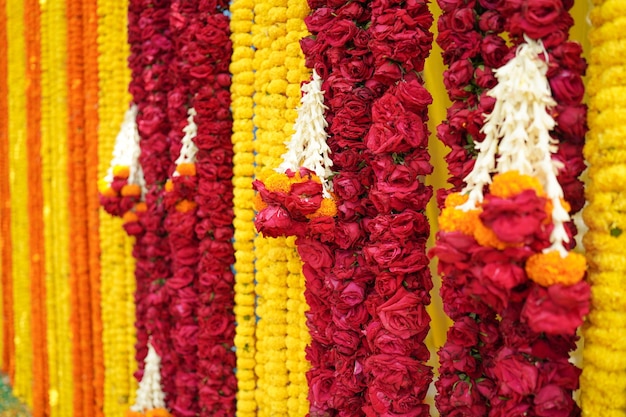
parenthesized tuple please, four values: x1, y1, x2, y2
(41, 0, 75, 415)
(581, 0, 626, 415)
(96, 0, 138, 414)
(252, 0, 311, 413)
(7, 0, 34, 406)
(229, 0, 258, 414)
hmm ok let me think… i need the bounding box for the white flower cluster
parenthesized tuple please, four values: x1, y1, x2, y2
(173, 107, 199, 175)
(277, 70, 333, 197)
(460, 36, 570, 256)
(103, 104, 147, 196)
(130, 341, 167, 413)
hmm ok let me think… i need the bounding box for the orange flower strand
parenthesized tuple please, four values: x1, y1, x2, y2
(146, 408, 172, 417)
(489, 170, 545, 198)
(164, 180, 174, 192)
(124, 411, 145, 417)
(526, 251, 587, 287)
(135, 202, 148, 213)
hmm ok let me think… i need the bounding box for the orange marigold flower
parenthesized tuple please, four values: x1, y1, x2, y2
(134, 202, 147, 213)
(439, 206, 479, 236)
(164, 179, 174, 192)
(122, 211, 139, 223)
(175, 199, 197, 212)
(99, 185, 117, 198)
(264, 173, 291, 193)
(490, 171, 544, 198)
(253, 193, 268, 211)
(526, 250, 587, 287)
(124, 410, 144, 417)
(176, 162, 196, 176)
(473, 219, 510, 250)
(445, 192, 469, 207)
(113, 165, 130, 179)
(307, 197, 337, 219)
(121, 184, 142, 197)
(146, 408, 171, 417)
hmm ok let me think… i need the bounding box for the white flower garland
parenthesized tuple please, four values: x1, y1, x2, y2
(277, 70, 333, 196)
(459, 36, 570, 255)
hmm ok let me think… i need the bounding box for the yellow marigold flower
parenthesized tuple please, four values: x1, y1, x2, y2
(307, 197, 337, 218)
(489, 170, 544, 198)
(146, 408, 171, 417)
(473, 218, 509, 250)
(175, 199, 197, 213)
(113, 165, 130, 178)
(176, 162, 196, 176)
(526, 250, 586, 286)
(121, 184, 142, 197)
(264, 172, 291, 193)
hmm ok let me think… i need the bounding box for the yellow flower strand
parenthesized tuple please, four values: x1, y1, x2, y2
(229, 0, 258, 414)
(7, 0, 33, 407)
(252, 0, 311, 413)
(96, 0, 138, 415)
(582, 0, 626, 413)
(41, 0, 74, 415)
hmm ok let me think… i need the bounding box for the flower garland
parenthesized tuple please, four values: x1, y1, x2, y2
(127, 0, 176, 406)
(96, 0, 137, 413)
(229, 0, 259, 413)
(432, 1, 589, 414)
(0, 0, 14, 378)
(6, 0, 34, 406)
(25, 0, 50, 414)
(41, 0, 76, 414)
(67, 0, 97, 413)
(581, 0, 626, 414)
(126, 342, 171, 417)
(280, 0, 435, 413)
(251, 0, 311, 413)
(82, 0, 106, 411)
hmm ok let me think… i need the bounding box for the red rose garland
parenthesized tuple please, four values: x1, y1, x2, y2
(433, 1, 589, 415)
(295, 0, 435, 415)
(127, 0, 177, 404)
(163, 0, 236, 415)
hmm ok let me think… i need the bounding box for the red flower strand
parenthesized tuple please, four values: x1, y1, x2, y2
(127, 0, 177, 405)
(292, 0, 435, 414)
(433, 1, 589, 416)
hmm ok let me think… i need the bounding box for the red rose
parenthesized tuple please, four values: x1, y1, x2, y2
(447, 316, 480, 347)
(443, 59, 474, 92)
(554, 104, 587, 142)
(480, 34, 508, 68)
(305, 7, 334, 31)
(324, 18, 358, 47)
(479, 10, 504, 32)
(518, 0, 564, 39)
(549, 70, 584, 105)
(254, 205, 293, 238)
(489, 348, 539, 397)
(521, 281, 590, 335)
(297, 238, 334, 270)
(377, 288, 430, 339)
(374, 271, 404, 297)
(481, 261, 526, 290)
(533, 384, 576, 417)
(393, 77, 432, 113)
(285, 180, 323, 217)
(334, 221, 363, 249)
(307, 217, 336, 242)
(450, 7, 475, 32)
(337, 281, 366, 308)
(308, 369, 335, 411)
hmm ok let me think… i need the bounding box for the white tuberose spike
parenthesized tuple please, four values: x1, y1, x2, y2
(277, 70, 333, 197)
(174, 107, 199, 175)
(458, 36, 570, 256)
(130, 341, 167, 412)
(103, 104, 147, 197)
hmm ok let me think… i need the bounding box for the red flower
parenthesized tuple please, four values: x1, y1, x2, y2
(377, 288, 430, 339)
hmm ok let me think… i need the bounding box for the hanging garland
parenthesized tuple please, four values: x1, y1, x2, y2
(432, 1, 589, 415)
(229, 0, 258, 413)
(581, 0, 626, 414)
(255, 0, 436, 413)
